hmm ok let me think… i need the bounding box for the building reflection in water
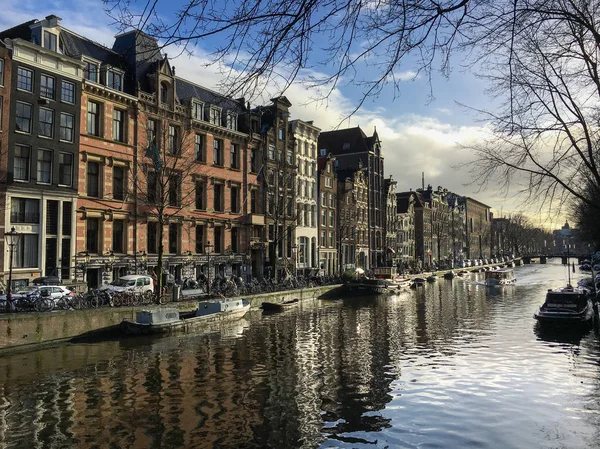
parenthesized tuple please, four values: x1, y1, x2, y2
(0, 284, 499, 448)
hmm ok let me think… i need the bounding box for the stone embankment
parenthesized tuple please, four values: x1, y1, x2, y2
(0, 260, 525, 354)
(0, 284, 341, 353)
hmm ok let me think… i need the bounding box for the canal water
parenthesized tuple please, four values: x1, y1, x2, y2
(1, 260, 599, 449)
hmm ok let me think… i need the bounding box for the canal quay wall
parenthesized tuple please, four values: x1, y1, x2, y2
(0, 284, 341, 354)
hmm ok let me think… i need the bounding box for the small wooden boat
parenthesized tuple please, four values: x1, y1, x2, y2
(261, 298, 300, 312)
(534, 285, 594, 328)
(120, 299, 250, 335)
(484, 268, 516, 286)
(411, 277, 426, 288)
(392, 278, 413, 289)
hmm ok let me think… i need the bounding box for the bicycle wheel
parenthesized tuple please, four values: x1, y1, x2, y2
(71, 294, 84, 310)
(142, 290, 153, 305)
(56, 295, 71, 310)
(89, 293, 103, 308)
(35, 298, 54, 312)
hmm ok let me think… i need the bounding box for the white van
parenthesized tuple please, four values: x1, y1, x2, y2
(106, 275, 154, 293)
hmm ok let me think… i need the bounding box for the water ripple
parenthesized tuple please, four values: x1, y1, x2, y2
(0, 263, 599, 448)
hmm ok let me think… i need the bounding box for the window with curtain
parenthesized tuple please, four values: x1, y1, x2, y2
(14, 234, 38, 268)
(37, 149, 52, 184)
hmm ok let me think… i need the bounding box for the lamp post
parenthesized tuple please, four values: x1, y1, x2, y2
(291, 244, 298, 278)
(138, 251, 148, 273)
(205, 241, 213, 296)
(5, 227, 21, 311)
(77, 251, 91, 285)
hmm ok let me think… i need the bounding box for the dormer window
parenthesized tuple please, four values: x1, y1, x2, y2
(192, 101, 204, 120)
(210, 107, 221, 126)
(84, 61, 98, 83)
(226, 112, 237, 131)
(43, 30, 57, 52)
(107, 70, 123, 91)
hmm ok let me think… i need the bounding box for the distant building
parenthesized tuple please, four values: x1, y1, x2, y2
(290, 119, 319, 276)
(318, 126, 385, 267)
(317, 153, 337, 275)
(396, 191, 417, 268)
(458, 196, 491, 259)
(383, 176, 398, 267)
(337, 164, 368, 271)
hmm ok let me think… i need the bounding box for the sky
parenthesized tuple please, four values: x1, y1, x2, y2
(0, 0, 564, 229)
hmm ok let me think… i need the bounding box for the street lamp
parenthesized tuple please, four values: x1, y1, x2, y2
(5, 227, 21, 311)
(205, 241, 213, 296)
(138, 251, 148, 273)
(291, 243, 298, 278)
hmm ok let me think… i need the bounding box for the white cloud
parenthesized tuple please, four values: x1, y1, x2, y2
(393, 70, 418, 81)
(0, 1, 547, 223)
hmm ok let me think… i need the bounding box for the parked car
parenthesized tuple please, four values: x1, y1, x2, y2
(32, 276, 61, 285)
(105, 275, 154, 294)
(0, 285, 73, 302)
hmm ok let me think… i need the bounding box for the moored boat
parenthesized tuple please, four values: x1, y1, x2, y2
(411, 277, 426, 288)
(534, 286, 594, 328)
(426, 275, 437, 283)
(443, 271, 456, 280)
(484, 268, 516, 286)
(261, 298, 300, 312)
(120, 298, 250, 335)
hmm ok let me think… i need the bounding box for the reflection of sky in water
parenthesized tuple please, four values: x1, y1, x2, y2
(0, 261, 599, 448)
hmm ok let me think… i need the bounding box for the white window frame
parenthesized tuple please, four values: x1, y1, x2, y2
(209, 107, 222, 126)
(226, 111, 237, 130)
(83, 58, 100, 83)
(14, 144, 31, 182)
(38, 107, 54, 138)
(43, 30, 57, 52)
(58, 152, 73, 187)
(107, 68, 124, 91)
(40, 73, 55, 100)
(59, 112, 74, 143)
(61, 80, 75, 104)
(37, 148, 52, 185)
(17, 67, 33, 92)
(192, 101, 204, 120)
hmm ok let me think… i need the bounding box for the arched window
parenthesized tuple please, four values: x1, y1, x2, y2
(160, 81, 169, 104)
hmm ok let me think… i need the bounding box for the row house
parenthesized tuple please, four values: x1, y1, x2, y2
(290, 119, 319, 276)
(429, 186, 451, 263)
(0, 17, 266, 289)
(447, 193, 466, 263)
(0, 16, 83, 289)
(119, 30, 256, 285)
(336, 165, 368, 271)
(257, 96, 295, 281)
(60, 25, 139, 288)
(0, 43, 11, 284)
(412, 190, 433, 267)
(319, 126, 385, 267)
(383, 176, 398, 267)
(458, 196, 491, 259)
(317, 153, 337, 275)
(396, 191, 416, 268)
